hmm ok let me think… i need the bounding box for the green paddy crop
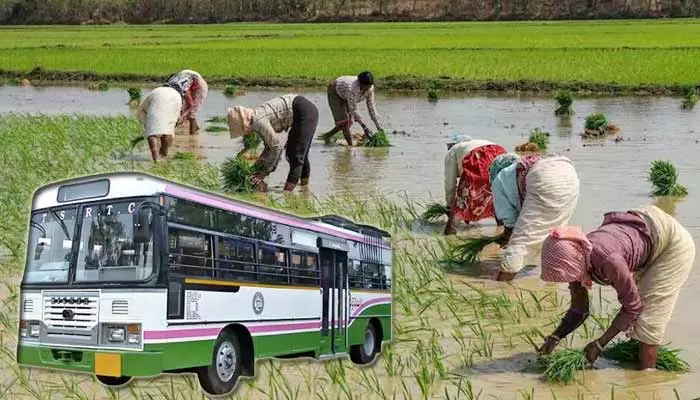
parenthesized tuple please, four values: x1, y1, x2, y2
(0, 113, 691, 399)
(2, 21, 700, 92)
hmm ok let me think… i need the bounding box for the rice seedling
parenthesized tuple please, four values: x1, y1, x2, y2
(582, 112, 619, 138)
(220, 156, 261, 193)
(602, 339, 691, 372)
(442, 235, 503, 265)
(680, 86, 697, 110)
(223, 85, 237, 97)
(537, 349, 589, 384)
(554, 89, 574, 116)
(97, 82, 109, 91)
(127, 87, 141, 106)
(427, 84, 440, 102)
(648, 160, 688, 197)
(420, 202, 449, 222)
(206, 116, 227, 124)
(516, 128, 550, 152)
(205, 125, 228, 132)
(172, 151, 198, 161)
(362, 130, 391, 147)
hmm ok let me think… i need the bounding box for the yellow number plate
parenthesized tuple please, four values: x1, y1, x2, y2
(94, 352, 121, 377)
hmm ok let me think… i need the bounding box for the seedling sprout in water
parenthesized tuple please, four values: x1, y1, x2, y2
(127, 87, 141, 106)
(516, 128, 549, 152)
(681, 86, 697, 110)
(648, 160, 688, 197)
(421, 203, 450, 222)
(223, 85, 237, 97)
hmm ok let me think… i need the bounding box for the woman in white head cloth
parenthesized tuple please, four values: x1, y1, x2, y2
(227, 94, 319, 192)
(164, 69, 208, 135)
(443, 133, 507, 235)
(136, 86, 183, 162)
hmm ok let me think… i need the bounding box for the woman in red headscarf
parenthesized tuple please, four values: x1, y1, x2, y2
(537, 204, 695, 370)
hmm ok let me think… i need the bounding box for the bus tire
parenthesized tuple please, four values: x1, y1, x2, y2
(350, 322, 378, 365)
(197, 331, 243, 395)
(96, 375, 132, 387)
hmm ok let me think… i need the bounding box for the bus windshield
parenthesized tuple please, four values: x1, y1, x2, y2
(74, 200, 154, 282)
(23, 207, 79, 284)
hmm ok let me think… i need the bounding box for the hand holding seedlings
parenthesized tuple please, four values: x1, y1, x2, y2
(583, 340, 604, 364)
(538, 335, 560, 356)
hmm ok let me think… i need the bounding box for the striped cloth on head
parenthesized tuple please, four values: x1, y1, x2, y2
(540, 226, 593, 288)
(488, 153, 519, 183)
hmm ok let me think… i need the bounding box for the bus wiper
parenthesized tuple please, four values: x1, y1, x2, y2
(48, 207, 72, 240)
(30, 221, 47, 238)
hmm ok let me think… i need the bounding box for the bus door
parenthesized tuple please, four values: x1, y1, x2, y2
(318, 239, 348, 356)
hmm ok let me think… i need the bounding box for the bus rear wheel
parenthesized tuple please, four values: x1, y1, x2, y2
(350, 322, 378, 365)
(96, 375, 132, 387)
(197, 331, 243, 395)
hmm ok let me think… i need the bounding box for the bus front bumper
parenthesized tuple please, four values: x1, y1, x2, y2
(17, 343, 163, 377)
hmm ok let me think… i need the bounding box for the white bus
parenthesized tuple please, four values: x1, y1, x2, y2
(17, 172, 392, 395)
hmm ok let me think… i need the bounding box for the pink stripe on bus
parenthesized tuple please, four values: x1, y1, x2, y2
(164, 185, 391, 249)
(144, 321, 322, 340)
(351, 297, 392, 319)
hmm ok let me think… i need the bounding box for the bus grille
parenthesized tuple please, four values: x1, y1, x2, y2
(42, 293, 99, 342)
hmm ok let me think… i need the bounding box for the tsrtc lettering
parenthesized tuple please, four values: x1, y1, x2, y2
(128, 203, 136, 214)
(85, 207, 92, 218)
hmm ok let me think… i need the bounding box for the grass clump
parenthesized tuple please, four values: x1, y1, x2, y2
(537, 349, 588, 384)
(681, 86, 697, 110)
(554, 89, 574, 116)
(648, 160, 688, 197)
(223, 85, 237, 97)
(221, 156, 261, 193)
(602, 339, 690, 372)
(421, 203, 450, 222)
(443, 235, 502, 265)
(362, 130, 391, 147)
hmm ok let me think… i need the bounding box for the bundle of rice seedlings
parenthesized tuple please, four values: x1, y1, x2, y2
(582, 112, 617, 138)
(648, 160, 688, 197)
(127, 87, 141, 106)
(223, 85, 237, 97)
(206, 116, 227, 124)
(421, 203, 450, 222)
(221, 156, 261, 193)
(362, 130, 391, 147)
(602, 339, 690, 372)
(319, 130, 341, 144)
(444, 235, 502, 265)
(515, 128, 549, 153)
(554, 89, 574, 116)
(428, 85, 440, 102)
(205, 125, 228, 133)
(97, 82, 109, 91)
(172, 151, 197, 161)
(537, 349, 588, 384)
(681, 86, 697, 110)
(243, 132, 262, 150)
(515, 142, 540, 153)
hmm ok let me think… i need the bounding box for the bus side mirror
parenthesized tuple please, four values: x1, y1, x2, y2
(133, 207, 153, 243)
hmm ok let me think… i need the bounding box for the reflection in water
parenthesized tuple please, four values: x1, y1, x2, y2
(653, 196, 682, 217)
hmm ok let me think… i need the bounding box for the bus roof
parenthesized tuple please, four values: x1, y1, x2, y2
(30, 172, 392, 249)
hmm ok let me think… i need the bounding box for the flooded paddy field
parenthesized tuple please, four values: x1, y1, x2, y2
(1, 84, 700, 399)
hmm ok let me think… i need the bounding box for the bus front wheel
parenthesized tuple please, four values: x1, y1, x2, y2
(350, 322, 378, 365)
(197, 331, 243, 395)
(96, 375, 132, 387)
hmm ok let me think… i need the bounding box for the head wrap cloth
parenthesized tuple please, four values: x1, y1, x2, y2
(540, 226, 594, 289)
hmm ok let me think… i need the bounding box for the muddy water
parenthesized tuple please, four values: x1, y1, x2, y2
(3, 85, 700, 398)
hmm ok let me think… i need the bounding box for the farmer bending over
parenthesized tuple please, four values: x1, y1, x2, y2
(137, 86, 183, 162)
(164, 69, 208, 135)
(537, 205, 695, 370)
(443, 134, 507, 235)
(489, 153, 580, 281)
(322, 71, 383, 146)
(227, 94, 319, 192)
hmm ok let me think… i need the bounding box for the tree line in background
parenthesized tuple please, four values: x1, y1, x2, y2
(1, 0, 700, 24)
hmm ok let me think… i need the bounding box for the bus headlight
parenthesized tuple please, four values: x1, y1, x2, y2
(29, 321, 40, 337)
(108, 327, 125, 342)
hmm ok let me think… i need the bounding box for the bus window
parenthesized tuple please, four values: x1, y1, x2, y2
(291, 251, 319, 286)
(384, 265, 392, 290)
(216, 237, 255, 281)
(217, 210, 254, 237)
(168, 229, 213, 278)
(166, 197, 215, 229)
(257, 245, 288, 284)
(361, 262, 381, 289)
(349, 260, 363, 289)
